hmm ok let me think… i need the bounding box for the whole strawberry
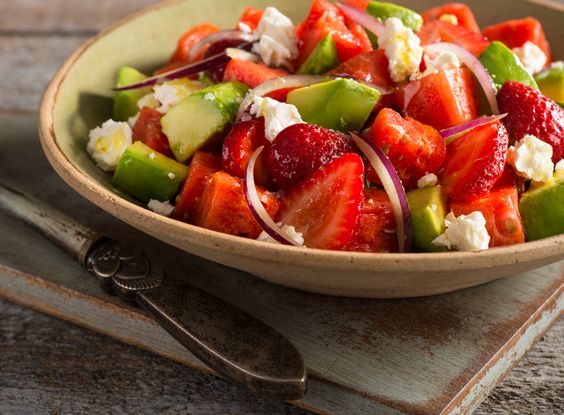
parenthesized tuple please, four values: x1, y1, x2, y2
(498, 81, 564, 163)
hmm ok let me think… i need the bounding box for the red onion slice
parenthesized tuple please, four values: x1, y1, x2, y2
(336, 2, 385, 37)
(244, 146, 301, 246)
(351, 133, 412, 253)
(113, 42, 254, 91)
(424, 43, 499, 115)
(237, 75, 330, 121)
(441, 114, 507, 143)
(188, 30, 257, 63)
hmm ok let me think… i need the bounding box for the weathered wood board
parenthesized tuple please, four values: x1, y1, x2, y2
(0, 113, 562, 414)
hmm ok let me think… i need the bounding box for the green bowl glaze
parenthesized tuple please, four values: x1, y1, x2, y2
(39, 0, 564, 298)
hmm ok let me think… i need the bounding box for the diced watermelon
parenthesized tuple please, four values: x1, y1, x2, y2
(237, 7, 264, 32)
(173, 152, 221, 223)
(418, 20, 490, 56)
(331, 49, 395, 90)
(422, 3, 481, 33)
(397, 67, 479, 130)
(344, 0, 369, 10)
(132, 107, 173, 158)
(450, 186, 525, 247)
(344, 188, 398, 253)
(194, 171, 280, 238)
(223, 59, 288, 88)
(483, 17, 551, 63)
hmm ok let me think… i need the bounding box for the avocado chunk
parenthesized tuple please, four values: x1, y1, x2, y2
(535, 62, 564, 105)
(113, 67, 151, 122)
(519, 170, 564, 241)
(479, 41, 539, 92)
(161, 81, 248, 163)
(406, 186, 448, 252)
(298, 34, 339, 75)
(286, 78, 380, 132)
(113, 141, 188, 203)
(366, 1, 423, 32)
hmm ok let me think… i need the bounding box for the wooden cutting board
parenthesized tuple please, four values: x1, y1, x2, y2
(0, 113, 562, 415)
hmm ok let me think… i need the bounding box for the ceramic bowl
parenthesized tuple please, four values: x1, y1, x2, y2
(39, 0, 564, 298)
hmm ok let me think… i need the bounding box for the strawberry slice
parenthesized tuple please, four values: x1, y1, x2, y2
(366, 108, 446, 189)
(132, 107, 174, 158)
(222, 118, 271, 186)
(277, 153, 364, 250)
(498, 81, 564, 163)
(442, 121, 509, 202)
(422, 3, 481, 34)
(268, 124, 355, 189)
(331, 49, 395, 90)
(418, 20, 490, 56)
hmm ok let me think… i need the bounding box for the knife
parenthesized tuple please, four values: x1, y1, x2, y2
(0, 181, 307, 400)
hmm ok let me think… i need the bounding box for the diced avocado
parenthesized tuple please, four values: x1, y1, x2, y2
(298, 34, 340, 75)
(113, 67, 151, 121)
(535, 62, 564, 105)
(519, 170, 564, 241)
(479, 41, 539, 92)
(161, 81, 248, 163)
(287, 78, 380, 132)
(366, 1, 423, 32)
(406, 186, 448, 252)
(113, 141, 188, 203)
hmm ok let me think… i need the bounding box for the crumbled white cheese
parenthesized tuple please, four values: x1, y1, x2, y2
(250, 96, 303, 141)
(167, 172, 176, 180)
(147, 199, 175, 216)
(417, 173, 439, 188)
(507, 134, 554, 183)
(416, 51, 461, 79)
(439, 14, 459, 25)
(153, 79, 203, 113)
(257, 224, 305, 246)
(513, 41, 547, 75)
(137, 93, 158, 110)
(252, 7, 298, 70)
(379, 17, 424, 82)
(237, 21, 253, 33)
(432, 211, 490, 251)
(87, 120, 132, 172)
(555, 159, 564, 172)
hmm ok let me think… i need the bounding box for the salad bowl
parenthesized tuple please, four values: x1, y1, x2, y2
(39, 0, 564, 298)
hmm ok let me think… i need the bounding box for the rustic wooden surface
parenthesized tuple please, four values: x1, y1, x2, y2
(0, 1, 562, 414)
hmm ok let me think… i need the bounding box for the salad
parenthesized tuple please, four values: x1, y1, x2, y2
(87, 0, 564, 253)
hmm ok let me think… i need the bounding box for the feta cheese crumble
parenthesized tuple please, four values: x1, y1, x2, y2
(257, 224, 305, 246)
(439, 14, 459, 25)
(432, 211, 490, 251)
(153, 79, 203, 113)
(147, 199, 175, 216)
(167, 172, 176, 180)
(513, 41, 547, 75)
(555, 159, 564, 172)
(417, 173, 439, 188)
(379, 17, 424, 83)
(87, 120, 132, 172)
(252, 7, 298, 70)
(250, 96, 303, 141)
(416, 51, 461, 79)
(507, 134, 554, 183)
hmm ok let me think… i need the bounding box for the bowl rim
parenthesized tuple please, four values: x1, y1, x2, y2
(38, 0, 564, 274)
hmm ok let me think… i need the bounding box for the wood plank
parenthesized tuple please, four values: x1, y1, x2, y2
(0, 113, 562, 414)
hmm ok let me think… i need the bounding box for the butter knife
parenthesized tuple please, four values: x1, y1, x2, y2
(0, 181, 307, 400)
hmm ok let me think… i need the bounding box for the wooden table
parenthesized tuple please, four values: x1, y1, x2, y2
(0, 1, 562, 414)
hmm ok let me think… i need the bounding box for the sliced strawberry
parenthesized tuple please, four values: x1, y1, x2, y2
(483, 17, 551, 63)
(330, 49, 395, 90)
(132, 107, 173, 158)
(418, 20, 490, 56)
(173, 152, 221, 223)
(366, 108, 446, 189)
(451, 186, 525, 247)
(222, 118, 271, 186)
(194, 171, 280, 239)
(277, 154, 364, 250)
(268, 124, 355, 189)
(344, 188, 398, 253)
(397, 67, 479, 130)
(498, 81, 564, 163)
(237, 7, 264, 32)
(422, 3, 481, 33)
(223, 59, 288, 89)
(442, 121, 509, 202)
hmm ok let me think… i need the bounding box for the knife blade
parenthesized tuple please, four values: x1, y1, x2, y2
(0, 181, 307, 400)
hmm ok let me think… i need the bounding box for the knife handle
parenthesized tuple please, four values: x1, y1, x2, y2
(136, 279, 307, 401)
(0, 181, 102, 266)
